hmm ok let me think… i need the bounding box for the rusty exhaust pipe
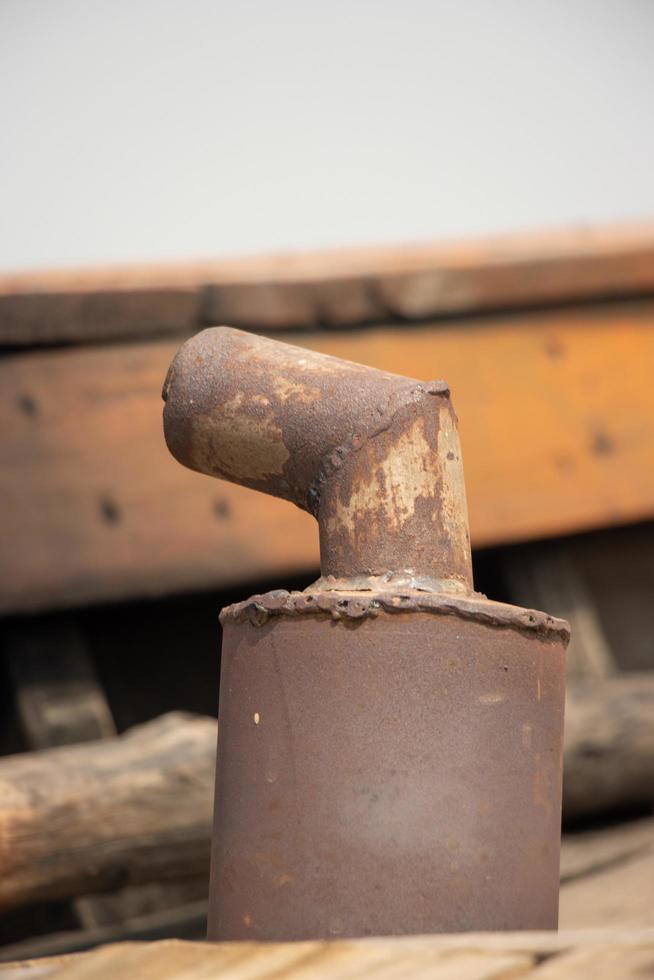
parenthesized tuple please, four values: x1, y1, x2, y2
(163, 326, 569, 940)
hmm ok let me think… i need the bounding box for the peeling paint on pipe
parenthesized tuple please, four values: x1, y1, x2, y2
(163, 326, 472, 592)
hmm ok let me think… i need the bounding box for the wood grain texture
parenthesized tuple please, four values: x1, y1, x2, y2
(0, 713, 215, 914)
(2, 222, 654, 344)
(0, 899, 208, 963)
(37, 942, 536, 979)
(564, 675, 654, 820)
(3, 618, 116, 749)
(2, 301, 654, 612)
(5, 932, 654, 979)
(560, 816, 654, 883)
(533, 941, 654, 979)
(559, 850, 654, 931)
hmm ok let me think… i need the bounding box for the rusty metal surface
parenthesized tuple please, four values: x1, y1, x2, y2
(163, 327, 472, 592)
(163, 326, 569, 940)
(208, 612, 566, 940)
(220, 588, 570, 642)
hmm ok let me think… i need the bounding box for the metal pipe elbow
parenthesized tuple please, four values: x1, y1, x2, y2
(163, 326, 472, 593)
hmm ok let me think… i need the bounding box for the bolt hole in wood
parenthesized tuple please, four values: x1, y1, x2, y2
(545, 337, 566, 360)
(16, 393, 38, 417)
(591, 430, 615, 457)
(99, 497, 122, 525)
(213, 499, 231, 520)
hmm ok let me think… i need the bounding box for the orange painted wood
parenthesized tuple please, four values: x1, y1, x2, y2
(1, 300, 653, 612)
(2, 222, 654, 343)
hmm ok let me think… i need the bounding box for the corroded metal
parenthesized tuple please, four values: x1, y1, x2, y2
(210, 612, 566, 939)
(220, 587, 570, 639)
(163, 327, 472, 593)
(162, 326, 569, 940)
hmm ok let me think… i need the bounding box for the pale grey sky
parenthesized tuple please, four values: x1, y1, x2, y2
(1, 0, 653, 271)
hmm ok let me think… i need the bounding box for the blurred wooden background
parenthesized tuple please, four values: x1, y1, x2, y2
(2, 223, 654, 611)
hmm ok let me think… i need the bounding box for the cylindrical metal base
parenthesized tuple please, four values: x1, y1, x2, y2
(208, 609, 566, 940)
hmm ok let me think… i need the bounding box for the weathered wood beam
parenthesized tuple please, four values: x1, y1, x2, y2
(1, 302, 653, 613)
(560, 816, 654, 884)
(1, 222, 654, 344)
(559, 846, 654, 931)
(0, 712, 215, 915)
(4, 925, 654, 979)
(0, 900, 208, 963)
(3, 616, 124, 937)
(3, 618, 116, 749)
(564, 675, 654, 821)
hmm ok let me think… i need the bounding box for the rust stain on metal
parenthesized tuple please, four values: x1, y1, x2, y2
(324, 417, 434, 534)
(163, 326, 466, 590)
(272, 377, 322, 404)
(438, 400, 472, 567)
(193, 392, 290, 483)
(163, 325, 569, 941)
(210, 612, 566, 939)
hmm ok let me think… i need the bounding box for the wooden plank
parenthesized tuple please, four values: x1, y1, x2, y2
(2, 301, 654, 612)
(0, 712, 215, 915)
(68, 882, 208, 933)
(563, 674, 654, 821)
(2, 939, 532, 978)
(2, 222, 654, 344)
(533, 942, 654, 979)
(560, 817, 654, 884)
(2, 620, 204, 937)
(0, 902, 208, 964)
(3, 618, 116, 749)
(559, 848, 654, 930)
(8, 932, 654, 980)
(0, 957, 76, 979)
(3, 617, 123, 940)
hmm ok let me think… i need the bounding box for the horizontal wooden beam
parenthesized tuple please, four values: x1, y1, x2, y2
(7, 930, 654, 980)
(564, 674, 654, 821)
(1, 301, 653, 612)
(0, 712, 215, 914)
(2, 222, 654, 344)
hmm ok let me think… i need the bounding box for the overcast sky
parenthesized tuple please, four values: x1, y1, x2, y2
(2, 0, 653, 271)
